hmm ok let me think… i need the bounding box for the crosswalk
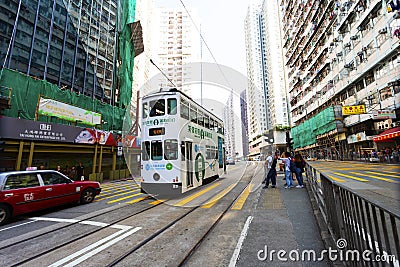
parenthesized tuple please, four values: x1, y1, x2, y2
(96, 180, 253, 210)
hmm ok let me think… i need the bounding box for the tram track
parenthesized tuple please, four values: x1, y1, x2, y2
(1, 162, 262, 266)
(105, 162, 261, 266)
(1, 197, 160, 267)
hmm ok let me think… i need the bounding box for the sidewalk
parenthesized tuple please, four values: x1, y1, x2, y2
(236, 171, 334, 266)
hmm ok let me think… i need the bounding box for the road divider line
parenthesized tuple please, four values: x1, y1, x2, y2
(202, 184, 236, 208)
(126, 196, 148, 204)
(94, 189, 140, 202)
(327, 175, 346, 182)
(229, 216, 253, 267)
(0, 220, 36, 232)
(231, 184, 254, 210)
(107, 192, 143, 204)
(174, 182, 221, 206)
(349, 172, 397, 183)
(365, 171, 400, 179)
(49, 227, 141, 267)
(332, 172, 369, 182)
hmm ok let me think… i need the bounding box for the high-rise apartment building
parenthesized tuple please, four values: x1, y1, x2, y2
(151, 8, 201, 96)
(244, 1, 270, 159)
(0, 0, 119, 104)
(260, 0, 291, 153)
(240, 90, 250, 158)
(223, 92, 236, 158)
(280, 0, 399, 158)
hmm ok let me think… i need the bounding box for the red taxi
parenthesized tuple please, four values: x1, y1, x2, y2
(0, 170, 101, 225)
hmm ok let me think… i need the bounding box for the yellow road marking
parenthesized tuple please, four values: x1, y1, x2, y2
(327, 176, 346, 182)
(126, 196, 148, 204)
(100, 187, 136, 194)
(107, 192, 142, 204)
(149, 199, 166, 205)
(332, 172, 368, 182)
(351, 173, 397, 183)
(202, 184, 236, 208)
(231, 184, 254, 210)
(95, 188, 140, 202)
(365, 171, 400, 179)
(174, 182, 221, 206)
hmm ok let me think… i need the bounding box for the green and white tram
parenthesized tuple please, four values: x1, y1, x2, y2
(140, 88, 226, 197)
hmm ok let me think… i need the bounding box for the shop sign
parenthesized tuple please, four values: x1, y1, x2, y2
(38, 97, 101, 126)
(372, 110, 396, 120)
(347, 131, 370, 144)
(342, 105, 366, 115)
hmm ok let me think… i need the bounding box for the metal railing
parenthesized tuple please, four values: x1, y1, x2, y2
(306, 163, 399, 266)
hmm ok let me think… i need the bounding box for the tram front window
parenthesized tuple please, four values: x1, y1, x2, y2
(167, 98, 177, 115)
(151, 140, 163, 160)
(142, 141, 150, 161)
(150, 99, 165, 117)
(164, 139, 178, 160)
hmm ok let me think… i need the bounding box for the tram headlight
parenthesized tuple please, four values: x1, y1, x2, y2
(153, 172, 160, 181)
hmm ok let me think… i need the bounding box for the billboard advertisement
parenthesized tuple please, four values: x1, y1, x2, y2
(38, 97, 101, 126)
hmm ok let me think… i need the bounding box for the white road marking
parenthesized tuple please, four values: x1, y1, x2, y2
(49, 227, 141, 267)
(0, 220, 36, 232)
(229, 215, 253, 267)
(30, 217, 132, 230)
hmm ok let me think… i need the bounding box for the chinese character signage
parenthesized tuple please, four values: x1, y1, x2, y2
(372, 110, 396, 120)
(342, 105, 366, 115)
(38, 97, 101, 126)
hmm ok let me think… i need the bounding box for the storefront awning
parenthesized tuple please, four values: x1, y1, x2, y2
(373, 127, 400, 142)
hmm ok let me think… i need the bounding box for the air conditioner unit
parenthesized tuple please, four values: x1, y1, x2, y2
(357, 51, 364, 56)
(357, 25, 365, 31)
(394, 12, 400, 19)
(379, 28, 387, 34)
(333, 37, 340, 42)
(350, 35, 358, 40)
(362, 46, 368, 51)
(344, 63, 352, 68)
(336, 52, 343, 57)
(344, 42, 351, 48)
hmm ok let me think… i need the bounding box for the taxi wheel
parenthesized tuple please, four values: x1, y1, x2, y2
(80, 188, 96, 204)
(0, 204, 11, 225)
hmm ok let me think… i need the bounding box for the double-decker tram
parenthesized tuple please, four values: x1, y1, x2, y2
(140, 88, 226, 197)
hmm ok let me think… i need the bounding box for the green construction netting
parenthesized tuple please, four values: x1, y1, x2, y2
(118, 0, 136, 109)
(292, 106, 337, 149)
(0, 68, 126, 131)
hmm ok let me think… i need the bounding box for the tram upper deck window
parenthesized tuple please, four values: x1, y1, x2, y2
(150, 99, 165, 117)
(181, 99, 189, 119)
(204, 115, 209, 129)
(190, 107, 197, 124)
(142, 102, 149, 118)
(197, 111, 204, 127)
(151, 140, 163, 160)
(164, 139, 178, 160)
(142, 141, 150, 161)
(167, 98, 177, 115)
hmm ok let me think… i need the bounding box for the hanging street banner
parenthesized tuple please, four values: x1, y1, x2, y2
(38, 97, 102, 126)
(342, 105, 366, 115)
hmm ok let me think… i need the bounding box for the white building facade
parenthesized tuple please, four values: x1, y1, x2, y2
(244, 1, 270, 159)
(151, 8, 201, 96)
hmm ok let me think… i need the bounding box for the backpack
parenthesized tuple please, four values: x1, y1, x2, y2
(289, 158, 296, 172)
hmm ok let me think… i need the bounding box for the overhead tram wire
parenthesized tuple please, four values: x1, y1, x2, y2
(150, 58, 177, 88)
(178, 0, 234, 91)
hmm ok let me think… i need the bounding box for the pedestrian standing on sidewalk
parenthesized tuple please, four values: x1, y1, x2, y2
(69, 166, 77, 180)
(264, 152, 273, 177)
(76, 162, 85, 181)
(280, 152, 294, 189)
(293, 153, 305, 188)
(263, 157, 277, 189)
